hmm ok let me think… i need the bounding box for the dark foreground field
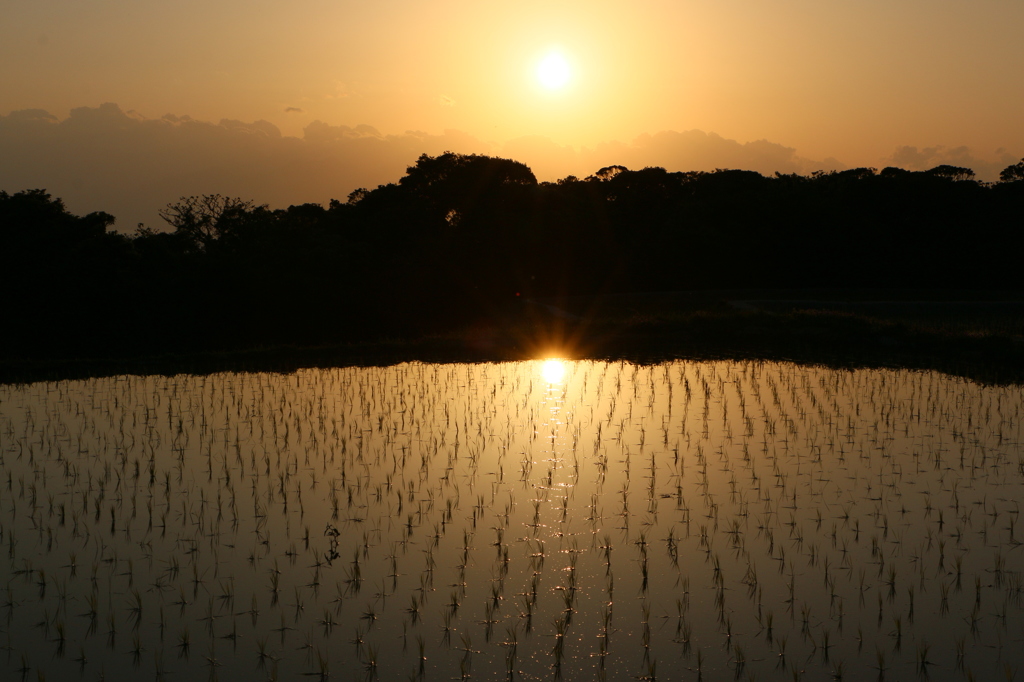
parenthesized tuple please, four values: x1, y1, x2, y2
(3, 289, 1022, 386)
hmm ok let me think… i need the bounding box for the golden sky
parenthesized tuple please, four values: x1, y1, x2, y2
(2, 0, 1023, 225)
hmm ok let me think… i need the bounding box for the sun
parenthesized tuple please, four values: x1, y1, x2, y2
(536, 52, 571, 90)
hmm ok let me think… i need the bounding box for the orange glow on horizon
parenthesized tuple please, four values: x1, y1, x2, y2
(1, 0, 1021, 225)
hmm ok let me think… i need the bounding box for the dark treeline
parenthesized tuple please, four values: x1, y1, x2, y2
(3, 153, 1024, 360)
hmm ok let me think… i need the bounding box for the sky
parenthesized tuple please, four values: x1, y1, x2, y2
(2, 0, 1022, 229)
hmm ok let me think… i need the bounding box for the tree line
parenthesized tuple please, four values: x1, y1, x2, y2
(2, 153, 1023, 359)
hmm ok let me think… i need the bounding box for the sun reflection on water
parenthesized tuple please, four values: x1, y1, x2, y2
(540, 358, 566, 384)
(1, 361, 1022, 680)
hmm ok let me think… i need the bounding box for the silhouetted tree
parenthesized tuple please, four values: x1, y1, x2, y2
(346, 187, 370, 205)
(835, 167, 877, 180)
(926, 165, 975, 182)
(4, 152, 1024, 361)
(879, 166, 912, 178)
(1, 189, 115, 242)
(1000, 158, 1024, 183)
(158, 195, 261, 250)
(592, 165, 628, 181)
(400, 152, 536, 195)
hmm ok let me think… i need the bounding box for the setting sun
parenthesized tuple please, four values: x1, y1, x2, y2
(536, 52, 571, 90)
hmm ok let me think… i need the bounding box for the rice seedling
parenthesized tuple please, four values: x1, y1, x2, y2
(0, 360, 1022, 679)
(177, 626, 191, 660)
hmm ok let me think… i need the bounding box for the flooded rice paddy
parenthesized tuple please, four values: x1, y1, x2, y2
(1, 360, 1023, 681)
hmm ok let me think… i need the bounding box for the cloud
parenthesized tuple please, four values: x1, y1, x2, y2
(500, 136, 582, 180)
(14, 102, 1010, 233)
(218, 118, 282, 139)
(501, 129, 845, 183)
(2, 109, 59, 124)
(598, 130, 844, 177)
(884, 145, 1020, 181)
(284, 107, 305, 114)
(0, 103, 494, 229)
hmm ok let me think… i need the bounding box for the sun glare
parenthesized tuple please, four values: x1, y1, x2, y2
(536, 52, 571, 90)
(541, 359, 566, 384)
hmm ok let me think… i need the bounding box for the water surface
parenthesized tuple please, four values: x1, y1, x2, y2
(1, 360, 1022, 680)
